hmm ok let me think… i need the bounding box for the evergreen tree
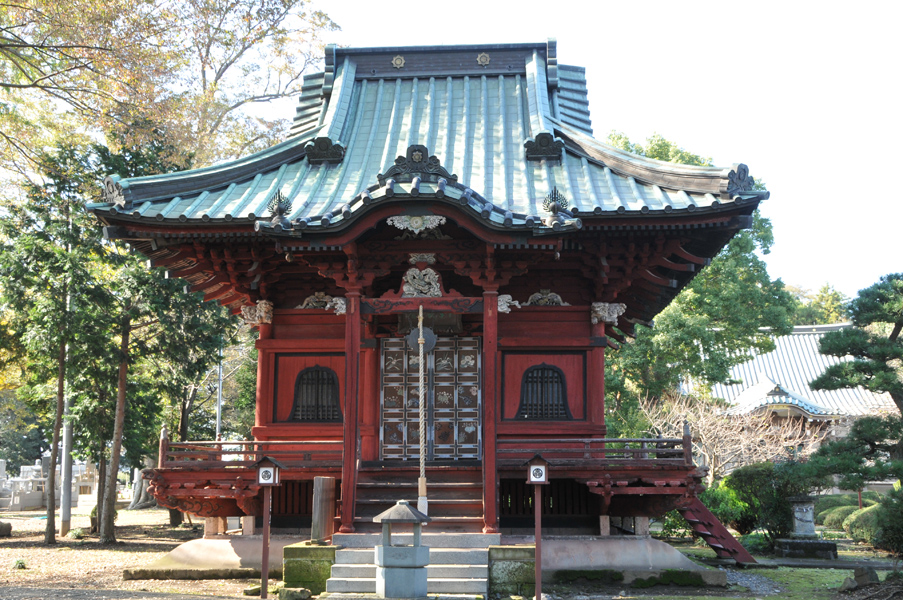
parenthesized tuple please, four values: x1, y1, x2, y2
(604, 133, 795, 409)
(811, 273, 903, 413)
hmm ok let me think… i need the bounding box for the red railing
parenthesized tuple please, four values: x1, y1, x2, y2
(157, 439, 343, 469)
(496, 437, 693, 467)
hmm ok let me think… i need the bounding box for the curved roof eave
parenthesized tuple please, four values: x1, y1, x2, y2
(553, 120, 768, 202)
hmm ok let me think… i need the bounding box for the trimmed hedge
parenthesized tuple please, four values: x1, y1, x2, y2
(843, 504, 881, 544)
(823, 505, 860, 530)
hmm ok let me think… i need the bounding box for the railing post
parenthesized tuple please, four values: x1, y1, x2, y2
(158, 425, 169, 468)
(682, 420, 693, 465)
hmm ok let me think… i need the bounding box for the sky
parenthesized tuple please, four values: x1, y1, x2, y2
(303, 0, 902, 299)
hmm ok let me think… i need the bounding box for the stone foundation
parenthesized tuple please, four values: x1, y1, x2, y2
(283, 542, 337, 594)
(774, 538, 838, 559)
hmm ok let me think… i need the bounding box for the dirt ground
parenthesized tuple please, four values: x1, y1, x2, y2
(2, 507, 902, 600)
(0, 506, 255, 599)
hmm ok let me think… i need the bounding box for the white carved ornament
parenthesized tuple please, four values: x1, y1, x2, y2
(241, 300, 274, 326)
(591, 302, 627, 325)
(497, 294, 521, 314)
(326, 297, 346, 315)
(386, 215, 446, 235)
(401, 267, 442, 298)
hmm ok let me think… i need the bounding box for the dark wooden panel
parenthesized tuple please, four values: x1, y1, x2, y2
(272, 353, 345, 422)
(501, 352, 587, 420)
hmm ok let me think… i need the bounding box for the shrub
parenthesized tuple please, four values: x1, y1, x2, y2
(843, 504, 881, 544)
(66, 528, 84, 540)
(738, 533, 771, 554)
(11, 559, 25, 569)
(700, 484, 756, 535)
(823, 505, 860, 530)
(655, 509, 693, 539)
(725, 460, 830, 549)
(814, 494, 858, 514)
(873, 487, 903, 559)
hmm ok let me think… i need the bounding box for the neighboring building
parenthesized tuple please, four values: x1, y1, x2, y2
(711, 324, 899, 434)
(90, 40, 765, 561)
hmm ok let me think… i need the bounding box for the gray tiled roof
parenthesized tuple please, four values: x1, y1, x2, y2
(89, 41, 764, 237)
(711, 324, 898, 417)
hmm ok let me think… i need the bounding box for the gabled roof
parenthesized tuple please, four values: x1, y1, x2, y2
(712, 324, 899, 418)
(724, 375, 838, 418)
(89, 40, 766, 239)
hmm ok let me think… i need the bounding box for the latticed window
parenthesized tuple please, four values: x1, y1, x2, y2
(291, 367, 341, 422)
(516, 364, 571, 420)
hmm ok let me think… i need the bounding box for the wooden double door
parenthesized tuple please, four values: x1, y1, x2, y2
(379, 336, 481, 461)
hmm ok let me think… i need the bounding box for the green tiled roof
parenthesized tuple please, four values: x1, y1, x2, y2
(90, 40, 766, 237)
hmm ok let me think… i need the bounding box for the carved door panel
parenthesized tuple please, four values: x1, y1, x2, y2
(380, 337, 481, 461)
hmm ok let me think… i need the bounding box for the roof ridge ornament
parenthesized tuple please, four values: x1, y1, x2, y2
(102, 175, 127, 208)
(525, 131, 565, 161)
(304, 136, 345, 164)
(726, 163, 754, 196)
(377, 145, 458, 185)
(267, 190, 293, 229)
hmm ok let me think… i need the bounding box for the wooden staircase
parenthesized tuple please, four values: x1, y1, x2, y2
(677, 497, 757, 565)
(351, 467, 484, 532)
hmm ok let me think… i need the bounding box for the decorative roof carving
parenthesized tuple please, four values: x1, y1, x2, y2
(377, 145, 458, 184)
(524, 131, 564, 161)
(498, 294, 521, 314)
(387, 215, 446, 235)
(727, 163, 754, 195)
(392, 55, 405, 69)
(524, 289, 569, 306)
(103, 175, 126, 207)
(408, 253, 436, 265)
(476, 52, 490, 67)
(543, 187, 569, 214)
(267, 190, 292, 229)
(402, 267, 442, 298)
(591, 302, 627, 325)
(304, 136, 345, 164)
(241, 300, 273, 326)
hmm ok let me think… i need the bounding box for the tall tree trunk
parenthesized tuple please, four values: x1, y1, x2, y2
(93, 455, 106, 533)
(44, 338, 66, 544)
(177, 387, 197, 443)
(100, 311, 131, 544)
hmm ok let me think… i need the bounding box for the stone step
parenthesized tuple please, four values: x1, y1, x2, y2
(333, 532, 500, 548)
(350, 516, 484, 533)
(325, 577, 488, 594)
(331, 564, 488, 579)
(357, 481, 482, 488)
(335, 548, 488, 564)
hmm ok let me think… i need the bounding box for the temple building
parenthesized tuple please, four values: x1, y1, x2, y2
(90, 40, 765, 571)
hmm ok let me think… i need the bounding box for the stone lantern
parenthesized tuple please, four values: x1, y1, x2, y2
(372, 500, 431, 599)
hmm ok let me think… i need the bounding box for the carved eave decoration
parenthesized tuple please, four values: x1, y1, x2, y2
(388, 216, 446, 236)
(591, 302, 627, 326)
(240, 299, 273, 325)
(296, 292, 347, 315)
(523, 289, 570, 306)
(497, 294, 521, 314)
